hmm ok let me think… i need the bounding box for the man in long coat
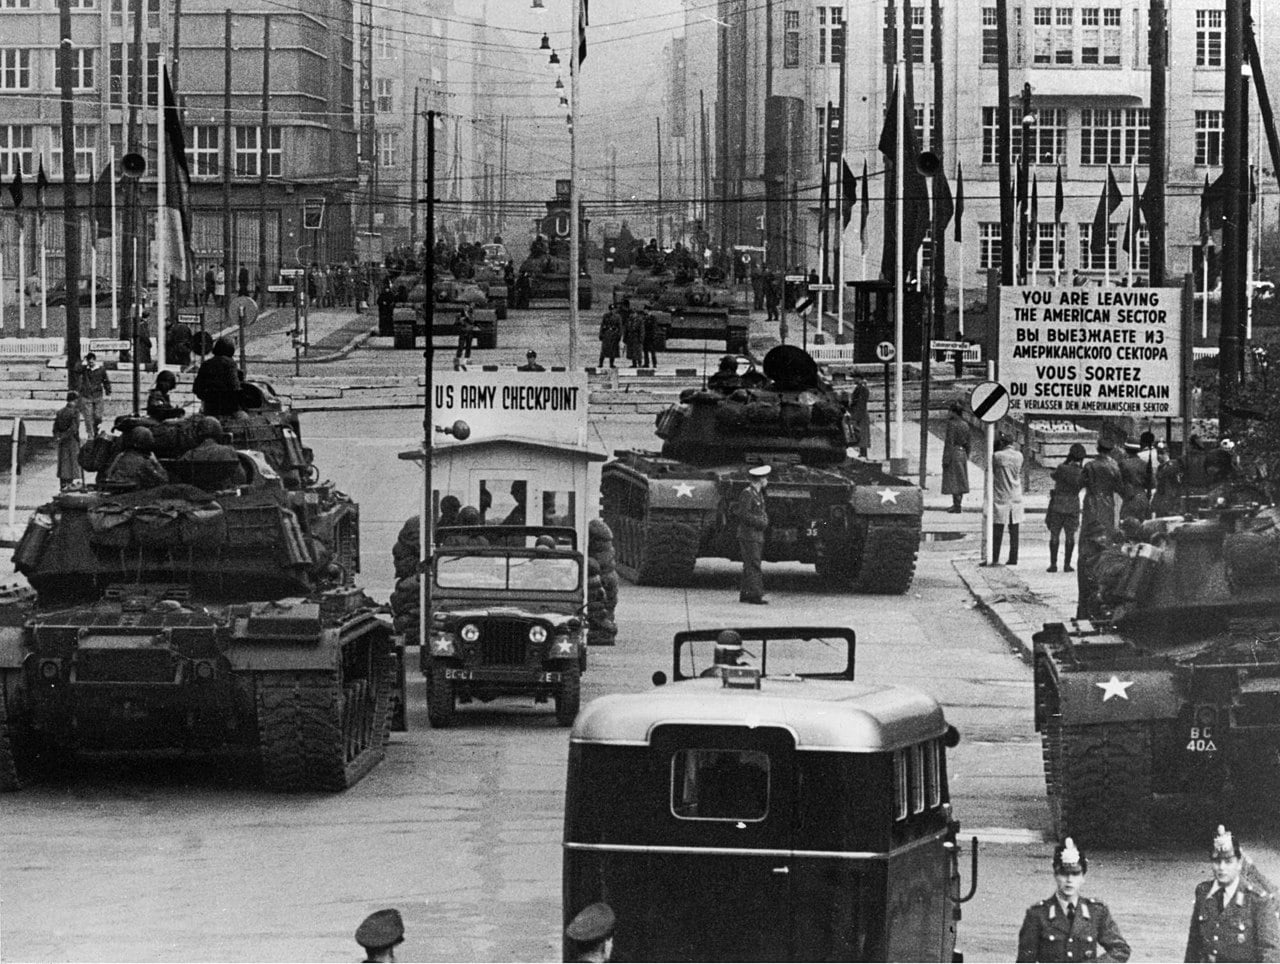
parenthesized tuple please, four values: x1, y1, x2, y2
(941, 400, 971, 513)
(53, 392, 81, 490)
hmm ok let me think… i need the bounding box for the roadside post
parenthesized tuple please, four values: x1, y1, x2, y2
(969, 378, 1010, 566)
(877, 340, 895, 462)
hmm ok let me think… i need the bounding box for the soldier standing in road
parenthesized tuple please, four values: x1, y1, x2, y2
(1046, 443, 1086, 573)
(1077, 437, 1122, 619)
(941, 400, 971, 513)
(565, 902, 615, 963)
(355, 908, 405, 963)
(737, 465, 770, 604)
(764, 271, 781, 321)
(850, 376, 872, 459)
(1118, 441, 1153, 521)
(641, 307, 659, 368)
(456, 304, 476, 362)
(1185, 826, 1280, 963)
(621, 300, 643, 367)
(1017, 838, 1131, 963)
(598, 306, 622, 368)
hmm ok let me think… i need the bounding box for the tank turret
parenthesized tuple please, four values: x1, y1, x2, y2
(656, 346, 855, 466)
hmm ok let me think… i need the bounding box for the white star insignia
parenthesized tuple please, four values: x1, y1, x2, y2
(878, 488, 899, 504)
(1096, 675, 1135, 701)
(672, 482, 695, 498)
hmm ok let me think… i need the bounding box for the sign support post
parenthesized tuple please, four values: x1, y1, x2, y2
(877, 340, 895, 462)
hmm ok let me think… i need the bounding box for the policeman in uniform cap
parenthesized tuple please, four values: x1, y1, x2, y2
(565, 901, 615, 962)
(355, 908, 404, 963)
(1016, 838, 1130, 962)
(737, 465, 770, 604)
(1185, 825, 1280, 962)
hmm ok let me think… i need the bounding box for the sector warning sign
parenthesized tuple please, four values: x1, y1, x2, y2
(998, 285, 1183, 417)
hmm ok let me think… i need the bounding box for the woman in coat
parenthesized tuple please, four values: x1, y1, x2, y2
(941, 400, 971, 513)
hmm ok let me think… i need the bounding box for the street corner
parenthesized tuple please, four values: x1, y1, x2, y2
(952, 555, 1061, 662)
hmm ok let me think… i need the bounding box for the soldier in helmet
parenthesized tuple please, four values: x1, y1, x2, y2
(1017, 838, 1130, 962)
(1185, 825, 1280, 963)
(707, 355, 742, 394)
(103, 426, 169, 490)
(699, 629, 752, 677)
(178, 416, 247, 486)
(193, 336, 243, 416)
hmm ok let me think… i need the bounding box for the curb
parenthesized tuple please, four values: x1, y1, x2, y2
(246, 327, 376, 366)
(951, 556, 1041, 662)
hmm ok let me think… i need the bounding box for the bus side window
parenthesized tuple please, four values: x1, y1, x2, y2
(893, 750, 908, 821)
(910, 744, 925, 815)
(924, 740, 941, 809)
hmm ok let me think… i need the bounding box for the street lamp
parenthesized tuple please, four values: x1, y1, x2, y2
(549, 49, 560, 65)
(531, 0, 545, 10)
(539, 32, 550, 49)
(555, 75, 564, 90)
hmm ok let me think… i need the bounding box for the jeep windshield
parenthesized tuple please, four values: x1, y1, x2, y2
(436, 553, 580, 592)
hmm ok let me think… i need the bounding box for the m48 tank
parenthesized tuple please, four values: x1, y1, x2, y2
(601, 346, 921, 594)
(648, 271, 749, 354)
(1033, 484, 1280, 845)
(0, 383, 400, 792)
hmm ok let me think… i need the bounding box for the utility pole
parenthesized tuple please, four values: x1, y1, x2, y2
(1220, 0, 1246, 434)
(171, 0, 182, 90)
(656, 118, 664, 248)
(410, 85, 420, 248)
(1019, 83, 1033, 284)
(996, 0, 1015, 284)
(1148, 0, 1167, 286)
(258, 14, 270, 293)
(122, 0, 144, 335)
(419, 107, 437, 662)
(57, 0, 82, 373)
(222, 9, 231, 284)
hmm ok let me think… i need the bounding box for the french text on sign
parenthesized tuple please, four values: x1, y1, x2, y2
(876, 341, 896, 362)
(969, 381, 1010, 423)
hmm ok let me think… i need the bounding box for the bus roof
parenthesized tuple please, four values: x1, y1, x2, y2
(571, 678, 949, 752)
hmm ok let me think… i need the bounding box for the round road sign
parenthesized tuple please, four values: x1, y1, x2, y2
(969, 380, 1010, 423)
(876, 341, 896, 362)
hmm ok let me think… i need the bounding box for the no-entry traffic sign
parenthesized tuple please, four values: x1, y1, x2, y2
(876, 341, 896, 362)
(969, 381, 1010, 423)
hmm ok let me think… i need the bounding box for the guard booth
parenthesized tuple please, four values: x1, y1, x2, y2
(849, 280, 922, 364)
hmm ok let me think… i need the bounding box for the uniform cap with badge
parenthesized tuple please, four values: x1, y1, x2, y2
(748, 465, 771, 478)
(565, 901, 615, 944)
(1053, 837, 1088, 875)
(1212, 824, 1242, 860)
(355, 908, 405, 952)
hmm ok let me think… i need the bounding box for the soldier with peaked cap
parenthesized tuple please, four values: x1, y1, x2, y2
(355, 908, 404, 963)
(565, 901, 615, 962)
(737, 465, 770, 604)
(1185, 825, 1280, 962)
(1017, 838, 1131, 962)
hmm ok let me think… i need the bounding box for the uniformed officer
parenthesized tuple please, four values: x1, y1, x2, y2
(1016, 838, 1131, 962)
(1185, 825, 1280, 963)
(565, 901, 615, 963)
(355, 908, 404, 963)
(737, 465, 770, 604)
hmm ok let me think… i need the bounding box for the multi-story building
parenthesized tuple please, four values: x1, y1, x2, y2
(0, 0, 358, 311)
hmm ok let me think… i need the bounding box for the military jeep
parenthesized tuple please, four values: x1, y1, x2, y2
(423, 525, 586, 728)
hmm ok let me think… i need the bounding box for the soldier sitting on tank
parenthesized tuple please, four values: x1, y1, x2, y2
(102, 426, 170, 491)
(176, 416, 248, 488)
(740, 361, 769, 389)
(146, 370, 185, 422)
(193, 336, 243, 417)
(708, 355, 743, 394)
(530, 235, 548, 259)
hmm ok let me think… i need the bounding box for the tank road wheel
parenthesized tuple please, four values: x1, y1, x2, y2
(849, 520, 920, 595)
(634, 513, 700, 586)
(426, 671, 456, 729)
(256, 634, 397, 792)
(555, 660, 581, 727)
(1053, 722, 1153, 846)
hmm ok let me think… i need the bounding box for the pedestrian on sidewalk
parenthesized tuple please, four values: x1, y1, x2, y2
(941, 400, 971, 512)
(1046, 443, 1086, 573)
(53, 392, 81, 490)
(74, 352, 111, 436)
(991, 433, 1023, 565)
(1017, 838, 1131, 963)
(1077, 437, 1122, 619)
(1184, 826, 1280, 963)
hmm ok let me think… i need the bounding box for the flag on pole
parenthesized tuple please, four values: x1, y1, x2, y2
(93, 162, 115, 240)
(953, 160, 965, 242)
(1122, 166, 1141, 256)
(1200, 172, 1217, 247)
(1029, 174, 1039, 245)
(934, 168, 955, 237)
(1054, 164, 1064, 225)
(877, 80, 929, 281)
(841, 159, 857, 228)
(1089, 165, 1123, 255)
(578, 0, 588, 65)
(35, 158, 48, 227)
(161, 65, 193, 281)
(1139, 172, 1160, 228)
(7, 166, 22, 211)
(859, 159, 869, 253)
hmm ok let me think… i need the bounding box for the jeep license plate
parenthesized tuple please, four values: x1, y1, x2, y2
(444, 669, 475, 680)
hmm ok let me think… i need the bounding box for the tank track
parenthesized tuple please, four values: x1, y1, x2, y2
(255, 643, 396, 792)
(848, 519, 920, 595)
(0, 674, 24, 791)
(612, 510, 701, 586)
(1045, 719, 1152, 846)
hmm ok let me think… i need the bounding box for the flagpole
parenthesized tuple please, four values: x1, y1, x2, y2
(957, 238, 964, 335)
(110, 154, 118, 335)
(39, 211, 47, 333)
(1127, 160, 1135, 287)
(157, 58, 167, 371)
(894, 60, 904, 467)
(1030, 177, 1038, 287)
(0, 220, 5, 331)
(17, 215, 24, 332)
(838, 0, 847, 338)
(1104, 165, 1112, 287)
(1203, 247, 1210, 339)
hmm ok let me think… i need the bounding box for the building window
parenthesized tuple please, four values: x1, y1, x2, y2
(0, 50, 32, 91)
(982, 7, 1000, 65)
(189, 126, 219, 178)
(110, 0, 121, 24)
(1034, 222, 1065, 272)
(1196, 10, 1223, 67)
(49, 124, 96, 176)
(1195, 110, 1223, 166)
(266, 126, 281, 177)
(0, 125, 33, 178)
(378, 131, 399, 168)
(815, 106, 826, 160)
(913, 103, 935, 151)
(53, 48, 95, 91)
(374, 25, 393, 59)
(1033, 6, 1075, 64)
(981, 108, 1066, 166)
(375, 78, 394, 113)
(883, 4, 925, 64)
(70, 0, 95, 7)
(818, 7, 844, 65)
(146, 42, 159, 107)
(1080, 108, 1150, 166)
(1078, 222, 1119, 271)
(979, 222, 1003, 271)
(0, 0, 32, 7)
(783, 10, 800, 68)
(109, 43, 123, 107)
(234, 125, 259, 177)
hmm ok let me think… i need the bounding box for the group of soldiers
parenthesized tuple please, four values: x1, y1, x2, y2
(1018, 828, 1280, 962)
(596, 299, 658, 368)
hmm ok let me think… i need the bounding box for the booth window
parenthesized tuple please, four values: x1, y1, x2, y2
(671, 749, 770, 821)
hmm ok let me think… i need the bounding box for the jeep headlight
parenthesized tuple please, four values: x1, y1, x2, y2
(459, 623, 481, 643)
(429, 632, 457, 657)
(548, 634, 575, 658)
(528, 624, 548, 644)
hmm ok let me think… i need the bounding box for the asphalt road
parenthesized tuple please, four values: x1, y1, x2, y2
(3, 301, 1278, 962)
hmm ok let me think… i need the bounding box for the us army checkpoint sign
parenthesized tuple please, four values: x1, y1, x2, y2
(997, 285, 1183, 417)
(430, 370, 589, 448)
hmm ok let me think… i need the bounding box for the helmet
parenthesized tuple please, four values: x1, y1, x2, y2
(456, 505, 482, 526)
(197, 417, 225, 441)
(127, 426, 155, 452)
(156, 370, 177, 389)
(212, 336, 236, 357)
